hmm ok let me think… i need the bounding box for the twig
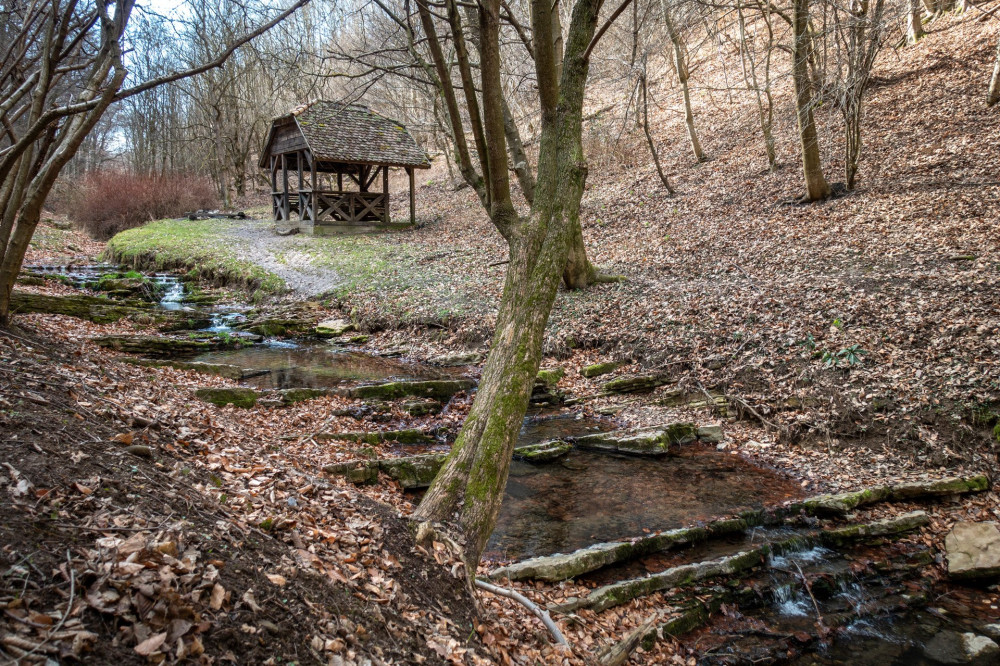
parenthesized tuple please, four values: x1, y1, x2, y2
(597, 612, 659, 665)
(474, 579, 569, 648)
(727, 394, 780, 430)
(487, 259, 509, 268)
(792, 560, 824, 628)
(18, 550, 75, 663)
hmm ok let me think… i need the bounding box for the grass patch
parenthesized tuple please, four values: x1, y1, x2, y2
(104, 219, 285, 295)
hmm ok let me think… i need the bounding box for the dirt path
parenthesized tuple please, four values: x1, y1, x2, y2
(229, 218, 344, 297)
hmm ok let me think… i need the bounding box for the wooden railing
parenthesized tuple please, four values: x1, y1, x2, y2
(303, 190, 388, 224)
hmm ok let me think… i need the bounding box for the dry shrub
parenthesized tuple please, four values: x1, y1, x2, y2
(68, 171, 218, 239)
(582, 116, 645, 171)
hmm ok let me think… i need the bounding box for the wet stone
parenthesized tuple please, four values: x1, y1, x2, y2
(515, 441, 572, 463)
(924, 631, 1000, 665)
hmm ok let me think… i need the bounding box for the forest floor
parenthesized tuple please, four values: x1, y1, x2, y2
(5, 9, 1000, 666)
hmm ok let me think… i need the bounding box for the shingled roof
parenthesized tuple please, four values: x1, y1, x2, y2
(261, 101, 430, 169)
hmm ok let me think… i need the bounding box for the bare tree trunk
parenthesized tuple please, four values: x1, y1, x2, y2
(907, 0, 926, 43)
(640, 65, 674, 194)
(792, 0, 831, 201)
(737, 1, 777, 170)
(989, 37, 1000, 107)
(662, 0, 706, 162)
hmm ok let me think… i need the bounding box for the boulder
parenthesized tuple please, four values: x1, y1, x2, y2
(946, 522, 1000, 581)
(194, 387, 259, 408)
(324, 447, 379, 484)
(346, 379, 476, 401)
(580, 361, 620, 378)
(923, 631, 1000, 665)
(315, 319, 356, 338)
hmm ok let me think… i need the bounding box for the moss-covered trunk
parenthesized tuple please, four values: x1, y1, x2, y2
(413, 0, 599, 565)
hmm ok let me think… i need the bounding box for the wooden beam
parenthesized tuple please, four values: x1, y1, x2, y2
(407, 167, 415, 226)
(282, 153, 290, 223)
(383, 167, 389, 224)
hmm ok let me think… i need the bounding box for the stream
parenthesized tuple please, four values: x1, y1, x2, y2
(29, 264, 998, 665)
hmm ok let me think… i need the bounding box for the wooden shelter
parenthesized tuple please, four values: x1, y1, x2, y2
(259, 101, 430, 235)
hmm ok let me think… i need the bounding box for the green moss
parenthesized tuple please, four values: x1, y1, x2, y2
(535, 367, 565, 387)
(194, 387, 259, 408)
(104, 218, 285, 294)
(347, 379, 476, 401)
(580, 361, 620, 378)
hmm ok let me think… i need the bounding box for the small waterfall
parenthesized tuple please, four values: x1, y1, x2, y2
(156, 276, 185, 310)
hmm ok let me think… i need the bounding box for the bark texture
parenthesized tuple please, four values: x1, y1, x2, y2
(989, 37, 1000, 107)
(791, 0, 831, 201)
(413, 0, 602, 565)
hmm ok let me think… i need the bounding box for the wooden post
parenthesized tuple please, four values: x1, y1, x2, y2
(407, 167, 415, 226)
(337, 170, 343, 193)
(270, 155, 277, 220)
(382, 166, 389, 224)
(310, 150, 317, 222)
(281, 153, 290, 222)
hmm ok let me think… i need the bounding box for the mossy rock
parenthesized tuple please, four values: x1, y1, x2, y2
(10, 290, 154, 324)
(378, 453, 449, 489)
(795, 487, 891, 516)
(346, 379, 476, 401)
(315, 318, 356, 337)
(600, 372, 671, 395)
(323, 458, 378, 484)
(195, 387, 259, 408)
(120, 358, 247, 380)
(820, 511, 929, 547)
(428, 352, 483, 366)
(276, 388, 336, 405)
(574, 423, 696, 455)
(515, 440, 572, 462)
(241, 318, 314, 337)
(535, 367, 565, 388)
(93, 335, 219, 356)
(315, 429, 435, 445)
(581, 361, 620, 378)
(401, 399, 442, 416)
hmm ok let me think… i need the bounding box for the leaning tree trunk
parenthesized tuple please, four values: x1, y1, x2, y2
(792, 0, 831, 201)
(989, 37, 1000, 107)
(413, 0, 598, 566)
